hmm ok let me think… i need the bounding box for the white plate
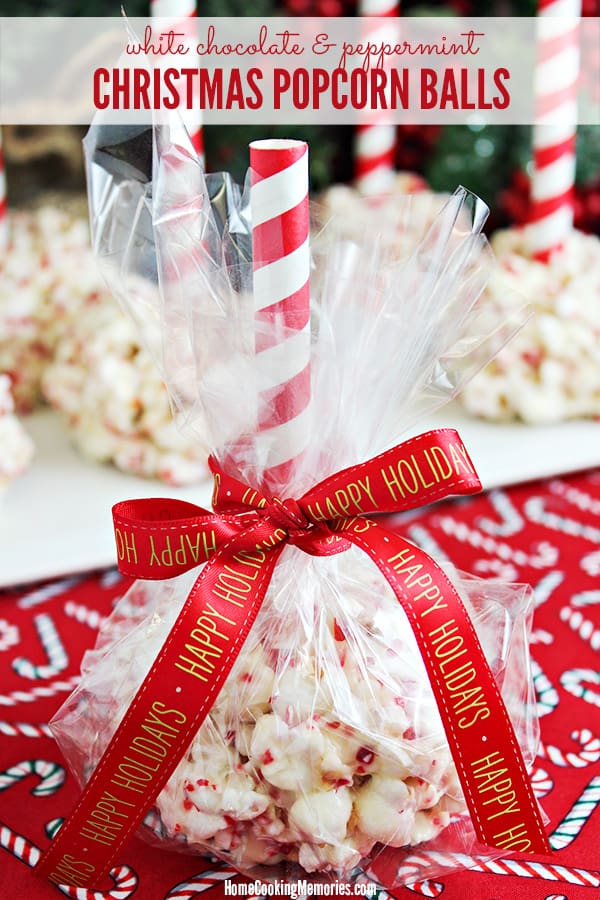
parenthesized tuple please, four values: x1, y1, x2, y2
(1, 406, 599, 588)
(0, 410, 213, 589)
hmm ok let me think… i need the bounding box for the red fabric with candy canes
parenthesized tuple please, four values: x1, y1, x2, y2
(1, 469, 599, 899)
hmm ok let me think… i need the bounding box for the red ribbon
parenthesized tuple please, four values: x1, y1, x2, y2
(36, 429, 550, 889)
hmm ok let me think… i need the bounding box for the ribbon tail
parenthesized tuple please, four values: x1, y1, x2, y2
(334, 516, 551, 856)
(35, 532, 285, 889)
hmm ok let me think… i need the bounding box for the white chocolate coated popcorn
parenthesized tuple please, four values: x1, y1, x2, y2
(42, 301, 208, 486)
(461, 228, 600, 423)
(143, 559, 466, 875)
(1, 207, 208, 485)
(55, 538, 534, 881)
(0, 374, 34, 498)
(0, 207, 107, 412)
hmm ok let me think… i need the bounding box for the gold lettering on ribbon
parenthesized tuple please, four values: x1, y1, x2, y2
(114, 528, 138, 565)
(471, 752, 529, 849)
(306, 476, 378, 522)
(379, 441, 471, 503)
(109, 702, 186, 797)
(385, 546, 493, 730)
(428, 620, 491, 729)
(175, 603, 237, 682)
(149, 532, 217, 568)
(387, 547, 448, 616)
(48, 854, 97, 887)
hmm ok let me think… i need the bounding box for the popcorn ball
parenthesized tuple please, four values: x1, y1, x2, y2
(461, 228, 600, 424)
(0, 373, 34, 500)
(317, 174, 448, 261)
(53, 553, 533, 879)
(0, 207, 110, 412)
(42, 302, 208, 486)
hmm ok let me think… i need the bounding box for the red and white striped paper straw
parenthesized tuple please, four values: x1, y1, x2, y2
(151, 0, 204, 164)
(250, 139, 311, 491)
(525, 0, 581, 260)
(0, 129, 8, 251)
(354, 0, 399, 197)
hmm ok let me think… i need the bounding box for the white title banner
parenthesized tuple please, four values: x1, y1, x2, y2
(0, 16, 598, 125)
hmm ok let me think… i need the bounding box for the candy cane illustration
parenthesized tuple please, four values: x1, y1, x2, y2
(46, 818, 63, 838)
(436, 517, 559, 569)
(0, 759, 65, 796)
(397, 851, 600, 888)
(99, 568, 123, 588)
(561, 669, 600, 708)
(0, 721, 52, 738)
(533, 571, 564, 608)
(550, 479, 600, 516)
(0, 823, 39, 868)
(12, 613, 68, 679)
(351, 868, 391, 898)
(0, 821, 138, 899)
(550, 776, 600, 850)
(559, 606, 600, 650)
(473, 558, 518, 581)
(0, 619, 20, 652)
(539, 728, 600, 768)
(406, 525, 448, 561)
(531, 766, 554, 798)
(18, 576, 84, 609)
(0, 674, 79, 706)
(477, 490, 523, 536)
(405, 880, 445, 897)
(544, 895, 568, 900)
(532, 658, 559, 718)
(571, 590, 600, 608)
(64, 602, 106, 632)
(559, 606, 600, 652)
(165, 865, 240, 899)
(580, 551, 600, 577)
(524, 497, 600, 544)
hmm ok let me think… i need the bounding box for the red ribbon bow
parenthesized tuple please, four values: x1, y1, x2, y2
(37, 429, 550, 889)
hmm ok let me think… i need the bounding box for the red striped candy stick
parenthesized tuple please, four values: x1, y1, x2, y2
(250, 139, 311, 492)
(525, 0, 582, 260)
(0, 129, 7, 251)
(151, 0, 204, 164)
(354, 0, 399, 197)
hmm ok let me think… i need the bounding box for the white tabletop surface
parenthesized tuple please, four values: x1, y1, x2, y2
(1, 406, 598, 588)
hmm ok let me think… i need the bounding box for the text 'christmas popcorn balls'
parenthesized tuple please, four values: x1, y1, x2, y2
(47, 123, 545, 888)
